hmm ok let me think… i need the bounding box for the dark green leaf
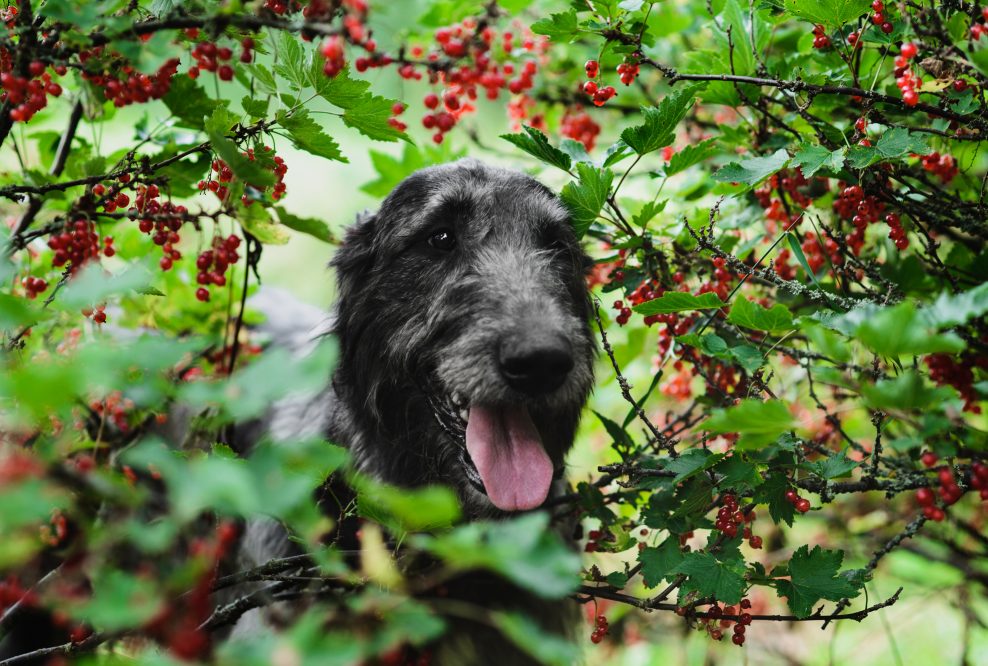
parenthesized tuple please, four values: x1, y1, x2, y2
(727, 296, 796, 332)
(704, 400, 797, 450)
(273, 206, 336, 244)
(639, 537, 686, 588)
(560, 163, 613, 238)
(277, 109, 346, 162)
(793, 144, 846, 177)
(775, 545, 862, 617)
(712, 149, 790, 186)
(670, 551, 746, 604)
(500, 126, 572, 172)
(620, 86, 702, 156)
(530, 11, 581, 41)
(633, 291, 724, 315)
(663, 138, 718, 176)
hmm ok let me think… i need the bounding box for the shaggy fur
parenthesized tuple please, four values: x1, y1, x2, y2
(233, 159, 596, 663)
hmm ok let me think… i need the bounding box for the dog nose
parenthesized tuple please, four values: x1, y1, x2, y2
(499, 332, 574, 395)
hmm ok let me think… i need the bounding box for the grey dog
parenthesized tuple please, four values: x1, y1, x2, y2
(234, 158, 596, 663)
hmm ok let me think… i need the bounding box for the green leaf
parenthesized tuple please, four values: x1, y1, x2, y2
(273, 206, 335, 243)
(633, 291, 724, 315)
(593, 410, 634, 451)
(417, 513, 581, 599)
(846, 144, 881, 169)
(491, 612, 580, 666)
(793, 145, 846, 177)
(559, 138, 592, 165)
(620, 86, 702, 155)
(704, 400, 797, 450)
(205, 109, 276, 187)
(663, 138, 718, 176)
(500, 126, 572, 172)
(712, 148, 790, 187)
(342, 93, 405, 142)
(807, 450, 859, 480)
(727, 296, 796, 332)
(856, 301, 965, 357)
(876, 127, 931, 159)
(631, 199, 666, 228)
(59, 262, 154, 310)
(730, 345, 765, 373)
(70, 570, 164, 631)
(313, 64, 371, 109)
(277, 109, 346, 163)
(530, 10, 581, 41)
(663, 448, 725, 484)
(162, 77, 222, 129)
(357, 481, 461, 531)
(639, 537, 686, 588)
(921, 283, 988, 328)
(713, 455, 762, 492)
(670, 551, 746, 605)
(862, 372, 954, 410)
(756, 472, 797, 527)
(560, 163, 613, 238)
(238, 201, 289, 245)
(274, 30, 307, 90)
(782, 0, 871, 28)
(775, 545, 862, 617)
(241, 95, 270, 119)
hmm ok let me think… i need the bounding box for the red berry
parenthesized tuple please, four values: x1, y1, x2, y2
(218, 65, 234, 81)
(902, 90, 919, 106)
(784, 489, 798, 503)
(921, 451, 938, 467)
(915, 487, 935, 507)
(953, 79, 968, 92)
(196, 287, 210, 302)
(423, 92, 439, 109)
(794, 498, 811, 513)
(900, 42, 918, 59)
(585, 60, 599, 78)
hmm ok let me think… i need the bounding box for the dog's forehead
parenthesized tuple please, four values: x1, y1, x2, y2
(378, 161, 570, 239)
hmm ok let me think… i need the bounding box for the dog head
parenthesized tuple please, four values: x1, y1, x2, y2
(331, 159, 594, 515)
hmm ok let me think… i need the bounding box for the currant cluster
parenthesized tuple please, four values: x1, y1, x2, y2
(20, 275, 48, 299)
(194, 234, 242, 302)
(883, 212, 909, 250)
(0, 60, 63, 123)
(584, 528, 606, 552)
(582, 60, 617, 106)
(81, 303, 107, 325)
(919, 151, 958, 184)
(39, 509, 69, 547)
(589, 614, 609, 644)
(969, 462, 988, 499)
(698, 599, 752, 646)
(797, 231, 840, 273)
(188, 39, 238, 81)
(144, 522, 238, 660)
(868, 1, 896, 35)
(616, 59, 640, 85)
(926, 353, 982, 413)
(127, 183, 190, 272)
(90, 390, 133, 433)
(558, 109, 600, 150)
(712, 493, 760, 547)
(894, 42, 921, 107)
(48, 218, 101, 274)
(784, 488, 811, 513)
(810, 24, 831, 49)
(753, 169, 819, 235)
(831, 182, 887, 255)
(80, 48, 180, 108)
(970, 7, 988, 40)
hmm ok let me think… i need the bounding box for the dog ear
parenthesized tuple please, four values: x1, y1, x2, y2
(332, 210, 376, 281)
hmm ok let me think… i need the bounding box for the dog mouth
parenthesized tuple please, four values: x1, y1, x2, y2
(426, 389, 555, 512)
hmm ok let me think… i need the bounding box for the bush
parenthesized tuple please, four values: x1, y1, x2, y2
(0, 0, 986, 664)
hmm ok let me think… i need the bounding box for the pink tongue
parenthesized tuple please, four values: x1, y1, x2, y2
(465, 405, 554, 512)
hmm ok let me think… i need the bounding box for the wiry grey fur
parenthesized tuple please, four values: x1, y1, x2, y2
(232, 159, 595, 664)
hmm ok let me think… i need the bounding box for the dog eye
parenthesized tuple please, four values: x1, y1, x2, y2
(427, 229, 456, 251)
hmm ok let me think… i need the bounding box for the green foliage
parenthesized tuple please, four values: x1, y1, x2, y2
(773, 545, 864, 617)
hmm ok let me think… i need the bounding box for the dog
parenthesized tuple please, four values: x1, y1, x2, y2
(232, 158, 596, 663)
